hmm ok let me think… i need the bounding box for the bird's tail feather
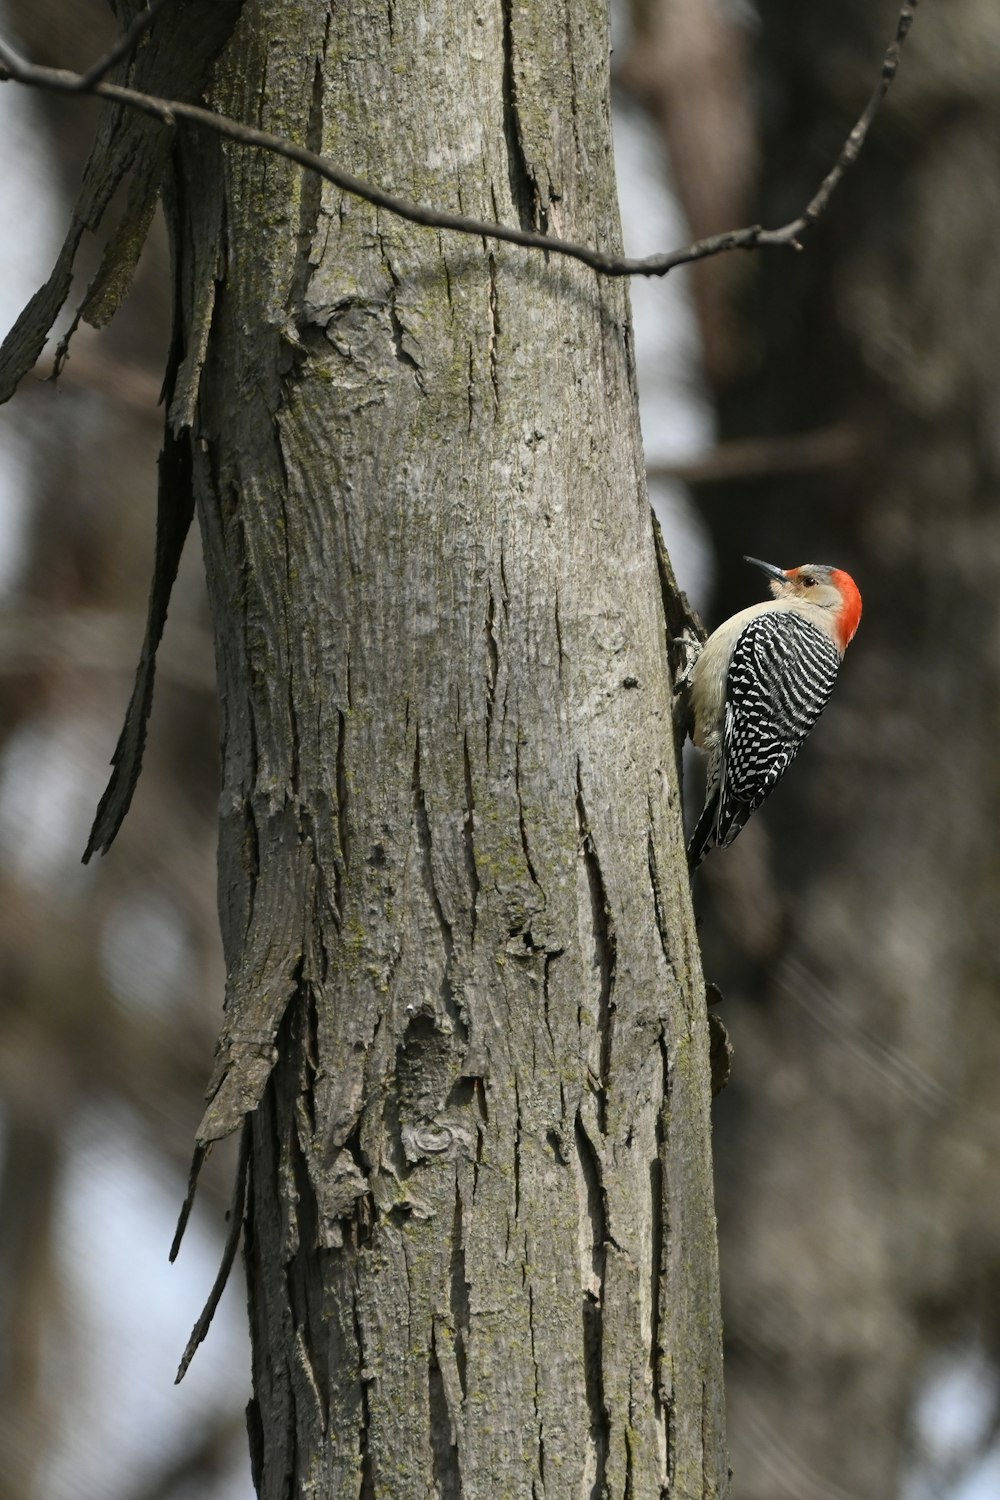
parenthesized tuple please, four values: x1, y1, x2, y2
(687, 795, 719, 872)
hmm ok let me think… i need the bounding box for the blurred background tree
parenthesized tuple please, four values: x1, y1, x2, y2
(622, 0, 1000, 1496)
(2, 0, 999, 1497)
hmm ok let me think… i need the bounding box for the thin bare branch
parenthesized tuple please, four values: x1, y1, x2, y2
(796, 0, 917, 235)
(76, 0, 175, 92)
(0, 1, 917, 280)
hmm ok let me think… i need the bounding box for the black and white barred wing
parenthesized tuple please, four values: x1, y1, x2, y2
(716, 611, 841, 848)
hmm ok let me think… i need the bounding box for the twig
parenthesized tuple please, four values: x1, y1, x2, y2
(77, 0, 175, 92)
(793, 0, 917, 238)
(0, 1, 917, 281)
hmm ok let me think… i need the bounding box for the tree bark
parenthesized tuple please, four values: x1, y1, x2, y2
(164, 1, 725, 1493)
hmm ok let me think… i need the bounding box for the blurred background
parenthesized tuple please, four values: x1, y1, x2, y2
(2, 0, 998, 1496)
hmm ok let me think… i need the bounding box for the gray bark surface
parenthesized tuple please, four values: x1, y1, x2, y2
(160, 2, 724, 1494)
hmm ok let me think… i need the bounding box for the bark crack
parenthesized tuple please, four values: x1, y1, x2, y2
(462, 731, 480, 945)
(335, 707, 349, 920)
(577, 1110, 609, 1500)
(379, 230, 426, 390)
(449, 1180, 470, 1399)
(542, 952, 558, 1062)
(413, 726, 460, 1029)
(485, 587, 499, 759)
(388, 293, 424, 384)
(499, 542, 510, 617)
(429, 1326, 462, 1500)
(554, 587, 566, 682)
(487, 252, 500, 409)
(650, 1118, 664, 1426)
(646, 799, 671, 967)
(515, 735, 542, 893)
(354, 1289, 375, 1500)
(499, 0, 539, 229)
(513, 1071, 523, 1221)
(273, 428, 301, 804)
(466, 341, 475, 433)
(576, 766, 616, 1134)
(472, 1085, 486, 1201)
(527, 1281, 546, 1495)
(625, 1374, 636, 1500)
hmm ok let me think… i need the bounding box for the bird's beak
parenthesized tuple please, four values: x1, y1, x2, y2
(743, 556, 787, 583)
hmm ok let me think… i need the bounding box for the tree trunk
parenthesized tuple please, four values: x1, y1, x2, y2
(165, 1, 726, 1495)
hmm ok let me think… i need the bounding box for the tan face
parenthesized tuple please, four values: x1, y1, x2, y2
(773, 564, 843, 612)
(745, 555, 862, 648)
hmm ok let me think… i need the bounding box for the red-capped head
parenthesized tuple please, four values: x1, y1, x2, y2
(745, 557, 862, 653)
(825, 568, 863, 648)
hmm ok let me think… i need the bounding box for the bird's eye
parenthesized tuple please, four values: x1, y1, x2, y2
(801, 576, 817, 588)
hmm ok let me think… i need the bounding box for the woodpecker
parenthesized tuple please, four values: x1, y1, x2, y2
(686, 557, 862, 869)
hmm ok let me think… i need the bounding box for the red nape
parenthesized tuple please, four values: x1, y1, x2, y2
(831, 569, 863, 650)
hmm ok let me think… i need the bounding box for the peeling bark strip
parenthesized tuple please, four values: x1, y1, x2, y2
(164, 0, 725, 1493)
